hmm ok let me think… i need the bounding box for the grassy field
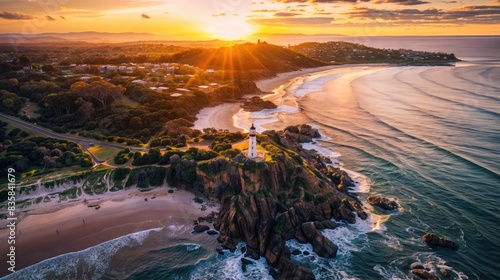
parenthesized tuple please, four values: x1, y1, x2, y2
(20, 101, 42, 119)
(4, 119, 44, 138)
(88, 145, 121, 160)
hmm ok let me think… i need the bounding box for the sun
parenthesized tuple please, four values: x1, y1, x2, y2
(208, 16, 254, 41)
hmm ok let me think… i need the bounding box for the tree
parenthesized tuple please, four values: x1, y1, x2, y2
(41, 64, 59, 73)
(77, 101, 94, 118)
(42, 91, 77, 115)
(43, 155, 56, 168)
(71, 80, 125, 108)
(16, 55, 31, 66)
(129, 116, 143, 128)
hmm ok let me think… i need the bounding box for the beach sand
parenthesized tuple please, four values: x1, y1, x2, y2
(193, 103, 243, 132)
(0, 189, 217, 273)
(192, 66, 341, 133)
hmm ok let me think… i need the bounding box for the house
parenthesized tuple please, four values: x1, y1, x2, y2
(198, 85, 210, 91)
(170, 93, 183, 97)
(205, 69, 215, 74)
(76, 64, 89, 72)
(132, 79, 147, 85)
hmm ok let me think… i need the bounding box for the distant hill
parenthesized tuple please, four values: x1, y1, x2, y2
(247, 33, 346, 46)
(289, 41, 459, 64)
(0, 32, 164, 44)
(174, 43, 326, 72)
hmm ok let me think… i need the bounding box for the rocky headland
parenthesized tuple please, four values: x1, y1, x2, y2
(192, 125, 368, 279)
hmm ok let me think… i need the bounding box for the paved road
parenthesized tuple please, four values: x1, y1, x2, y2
(0, 113, 149, 164)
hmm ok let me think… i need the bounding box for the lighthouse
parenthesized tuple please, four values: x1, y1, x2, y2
(248, 123, 257, 158)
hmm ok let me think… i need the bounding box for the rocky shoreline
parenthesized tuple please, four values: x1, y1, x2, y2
(203, 125, 368, 279)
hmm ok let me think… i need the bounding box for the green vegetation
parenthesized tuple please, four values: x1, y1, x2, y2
(114, 148, 132, 164)
(274, 218, 291, 234)
(0, 121, 92, 181)
(88, 145, 120, 160)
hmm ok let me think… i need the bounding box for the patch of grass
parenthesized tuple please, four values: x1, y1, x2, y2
(88, 146, 121, 161)
(20, 101, 42, 119)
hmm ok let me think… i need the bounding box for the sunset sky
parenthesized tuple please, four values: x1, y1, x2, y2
(0, 0, 499, 40)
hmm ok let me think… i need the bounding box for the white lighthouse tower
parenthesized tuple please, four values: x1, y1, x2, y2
(248, 123, 257, 158)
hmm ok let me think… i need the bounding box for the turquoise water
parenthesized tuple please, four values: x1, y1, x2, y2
(5, 39, 499, 280)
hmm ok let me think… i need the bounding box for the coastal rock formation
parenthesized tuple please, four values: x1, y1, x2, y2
(205, 128, 367, 279)
(300, 222, 338, 258)
(411, 269, 439, 280)
(193, 225, 210, 233)
(422, 233, 459, 250)
(284, 124, 321, 143)
(367, 195, 399, 210)
(241, 96, 277, 112)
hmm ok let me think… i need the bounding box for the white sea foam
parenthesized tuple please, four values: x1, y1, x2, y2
(285, 216, 378, 280)
(302, 142, 342, 160)
(373, 252, 471, 280)
(168, 224, 186, 237)
(295, 74, 339, 98)
(234, 105, 300, 132)
(191, 242, 273, 280)
(301, 141, 372, 193)
(6, 228, 162, 280)
(185, 243, 202, 252)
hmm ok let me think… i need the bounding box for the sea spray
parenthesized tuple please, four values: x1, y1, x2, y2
(190, 242, 273, 280)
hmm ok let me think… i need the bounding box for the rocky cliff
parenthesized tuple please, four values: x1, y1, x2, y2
(178, 125, 367, 279)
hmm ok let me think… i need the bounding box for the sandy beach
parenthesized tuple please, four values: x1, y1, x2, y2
(193, 103, 243, 132)
(0, 188, 217, 274)
(192, 65, 342, 133)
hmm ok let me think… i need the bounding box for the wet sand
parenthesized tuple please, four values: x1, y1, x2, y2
(0, 189, 216, 274)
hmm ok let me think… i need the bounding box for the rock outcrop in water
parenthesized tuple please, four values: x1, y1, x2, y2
(241, 96, 278, 111)
(422, 233, 459, 250)
(367, 195, 399, 210)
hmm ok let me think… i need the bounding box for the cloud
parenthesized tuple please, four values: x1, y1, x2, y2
(60, 15, 67, 20)
(274, 12, 302, 16)
(212, 13, 226, 17)
(251, 9, 279, 12)
(0, 11, 34, 20)
(344, 5, 500, 24)
(373, 0, 430, 5)
(272, 0, 369, 3)
(45, 15, 56, 21)
(248, 16, 334, 25)
(141, 13, 151, 19)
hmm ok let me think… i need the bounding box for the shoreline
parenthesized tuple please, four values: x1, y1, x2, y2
(0, 188, 217, 275)
(193, 64, 389, 133)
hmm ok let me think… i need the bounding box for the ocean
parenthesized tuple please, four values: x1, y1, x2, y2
(5, 36, 499, 279)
